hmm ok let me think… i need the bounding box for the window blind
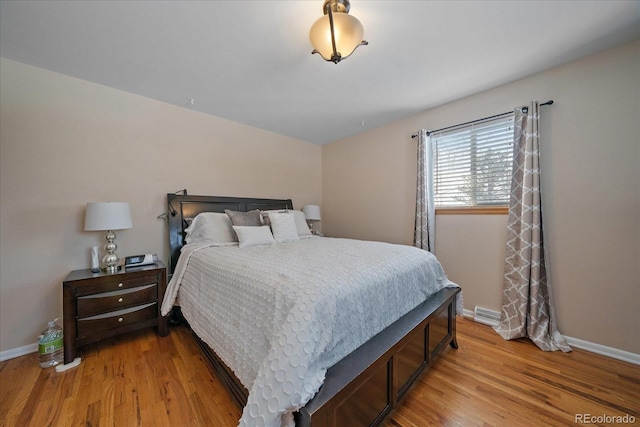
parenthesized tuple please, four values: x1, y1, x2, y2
(431, 114, 514, 208)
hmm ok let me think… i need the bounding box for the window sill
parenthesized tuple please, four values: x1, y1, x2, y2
(435, 206, 508, 215)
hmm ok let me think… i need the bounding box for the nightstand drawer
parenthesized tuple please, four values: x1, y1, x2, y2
(77, 303, 157, 337)
(76, 273, 160, 297)
(77, 284, 157, 317)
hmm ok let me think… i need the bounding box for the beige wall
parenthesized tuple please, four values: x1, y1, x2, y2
(322, 40, 640, 354)
(2, 40, 638, 357)
(0, 58, 321, 353)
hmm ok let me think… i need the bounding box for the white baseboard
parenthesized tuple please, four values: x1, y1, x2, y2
(2, 318, 639, 367)
(462, 308, 475, 320)
(0, 342, 37, 362)
(462, 308, 639, 366)
(563, 335, 640, 366)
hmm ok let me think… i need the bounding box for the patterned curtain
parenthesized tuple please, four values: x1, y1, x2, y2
(494, 102, 571, 352)
(414, 129, 435, 252)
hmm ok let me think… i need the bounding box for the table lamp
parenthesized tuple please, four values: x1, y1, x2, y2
(84, 202, 133, 274)
(303, 205, 321, 235)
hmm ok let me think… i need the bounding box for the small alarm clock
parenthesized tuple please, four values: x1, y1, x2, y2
(124, 253, 158, 268)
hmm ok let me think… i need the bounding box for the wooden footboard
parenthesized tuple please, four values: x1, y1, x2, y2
(298, 286, 459, 427)
(181, 286, 460, 427)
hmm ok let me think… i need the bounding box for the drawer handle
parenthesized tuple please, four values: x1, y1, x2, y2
(118, 317, 124, 323)
(118, 283, 124, 288)
(118, 297, 124, 303)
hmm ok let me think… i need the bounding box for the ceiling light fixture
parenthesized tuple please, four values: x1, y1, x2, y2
(309, 0, 368, 64)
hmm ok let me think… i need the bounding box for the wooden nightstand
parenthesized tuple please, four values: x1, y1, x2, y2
(62, 261, 169, 364)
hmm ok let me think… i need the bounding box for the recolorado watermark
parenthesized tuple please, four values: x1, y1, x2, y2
(575, 413, 636, 424)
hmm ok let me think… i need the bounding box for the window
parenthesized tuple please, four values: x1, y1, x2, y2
(431, 114, 514, 210)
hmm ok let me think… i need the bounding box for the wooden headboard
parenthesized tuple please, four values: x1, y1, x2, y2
(167, 194, 293, 273)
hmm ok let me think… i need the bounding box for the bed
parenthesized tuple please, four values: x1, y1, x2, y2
(163, 194, 461, 427)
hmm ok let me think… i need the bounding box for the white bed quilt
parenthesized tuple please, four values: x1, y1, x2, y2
(162, 237, 459, 427)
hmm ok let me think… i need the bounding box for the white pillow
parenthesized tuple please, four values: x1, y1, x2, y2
(262, 209, 312, 238)
(268, 212, 300, 243)
(292, 210, 312, 237)
(185, 212, 235, 244)
(232, 225, 276, 248)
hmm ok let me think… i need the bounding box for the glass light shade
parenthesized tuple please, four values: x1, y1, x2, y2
(309, 12, 365, 61)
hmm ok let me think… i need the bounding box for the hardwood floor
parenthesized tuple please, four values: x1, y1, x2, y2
(1, 318, 638, 426)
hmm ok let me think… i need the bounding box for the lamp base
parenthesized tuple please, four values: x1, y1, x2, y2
(102, 229, 121, 274)
(102, 265, 122, 274)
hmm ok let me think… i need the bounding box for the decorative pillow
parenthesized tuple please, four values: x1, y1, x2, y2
(291, 210, 312, 237)
(260, 211, 274, 226)
(225, 209, 262, 226)
(262, 209, 312, 238)
(268, 211, 300, 243)
(232, 225, 276, 248)
(185, 212, 235, 244)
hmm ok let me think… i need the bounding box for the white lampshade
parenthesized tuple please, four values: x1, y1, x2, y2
(84, 202, 133, 231)
(309, 12, 365, 62)
(303, 205, 322, 221)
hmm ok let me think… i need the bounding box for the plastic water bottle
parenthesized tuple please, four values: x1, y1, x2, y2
(38, 319, 63, 368)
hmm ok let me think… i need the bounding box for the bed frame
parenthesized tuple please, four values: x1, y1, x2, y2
(167, 194, 460, 427)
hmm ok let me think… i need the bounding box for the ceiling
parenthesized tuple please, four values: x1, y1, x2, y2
(1, 1, 639, 145)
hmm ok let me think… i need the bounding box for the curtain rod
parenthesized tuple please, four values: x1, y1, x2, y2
(411, 100, 554, 138)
